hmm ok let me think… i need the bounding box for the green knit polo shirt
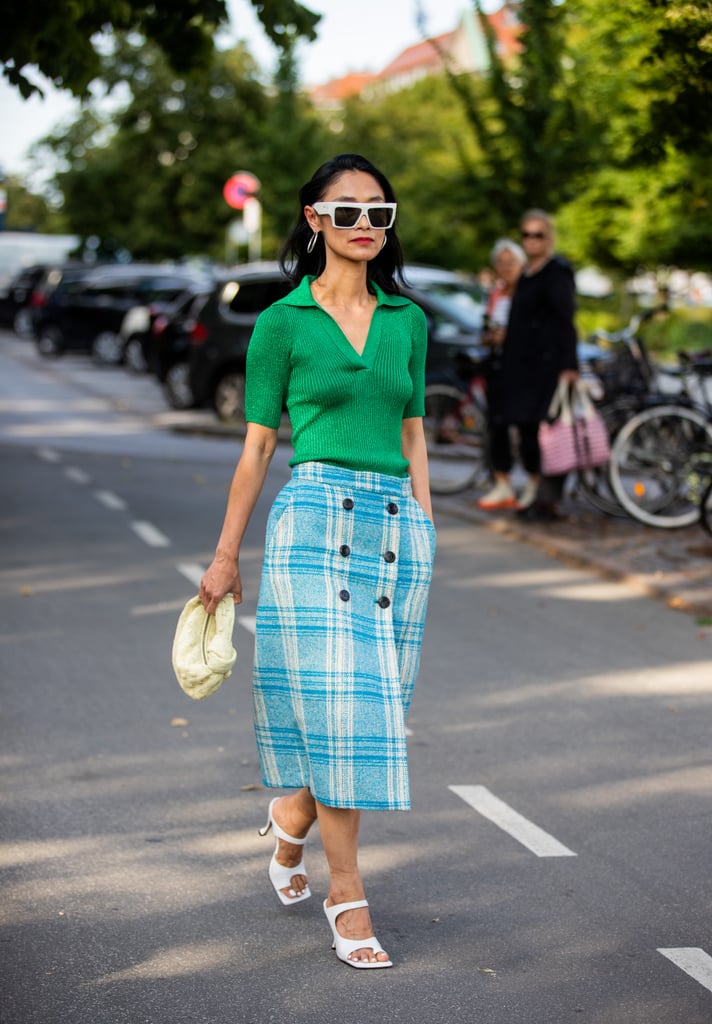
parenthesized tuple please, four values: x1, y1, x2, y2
(245, 275, 428, 477)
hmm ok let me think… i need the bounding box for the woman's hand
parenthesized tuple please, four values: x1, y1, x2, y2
(199, 551, 242, 614)
(559, 368, 579, 385)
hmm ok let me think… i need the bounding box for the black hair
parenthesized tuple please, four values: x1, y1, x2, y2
(280, 153, 405, 294)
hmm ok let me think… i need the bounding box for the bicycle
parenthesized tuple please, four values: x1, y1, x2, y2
(422, 334, 493, 494)
(571, 307, 667, 516)
(607, 353, 712, 528)
(701, 476, 712, 536)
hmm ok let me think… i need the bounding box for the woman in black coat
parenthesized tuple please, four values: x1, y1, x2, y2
(492, 209, 579, 522)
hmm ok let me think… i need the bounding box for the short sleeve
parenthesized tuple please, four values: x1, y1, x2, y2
(403, 302, 428, 418)
(244, 305, 292, 428)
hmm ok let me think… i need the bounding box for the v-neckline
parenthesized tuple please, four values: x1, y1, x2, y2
(311, 290, 381, 365)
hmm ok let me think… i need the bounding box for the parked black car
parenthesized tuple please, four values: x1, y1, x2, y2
(119, 274, 214, 374)
(152, 288, 216, 409)
(31, 263, 212, 363)
(185, 262, 487, 421)
(0, 264, 52, 336)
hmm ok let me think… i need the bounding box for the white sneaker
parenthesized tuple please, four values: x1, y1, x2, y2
(516, 479, 538, 510)
(478, 480, 517, 510)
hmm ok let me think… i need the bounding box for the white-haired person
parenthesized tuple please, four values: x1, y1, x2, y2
(477, 237, 532, 511)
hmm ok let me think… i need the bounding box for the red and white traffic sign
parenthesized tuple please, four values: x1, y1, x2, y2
(223, 172, 260, 210)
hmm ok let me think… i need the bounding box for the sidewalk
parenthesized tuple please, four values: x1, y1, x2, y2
(163, 408, 712, 618)
(432, 487, 712, 619)
(165, 411, 712, 619)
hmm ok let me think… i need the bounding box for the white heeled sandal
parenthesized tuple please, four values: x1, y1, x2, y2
(323, 899, 393, 969)
(258, 797, 311, 906)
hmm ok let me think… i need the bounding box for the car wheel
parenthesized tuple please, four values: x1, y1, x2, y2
(36, 327, 63, 357)
(124, 336, 148, 374)
(13, 308, 33, 338)
(213, 371, 246, 422)
(163, 362, 195, 410)
(92, 331, 123, 365)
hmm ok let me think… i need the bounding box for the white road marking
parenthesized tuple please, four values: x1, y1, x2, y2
(449, 785, 577, 858)
(65, 466, 90, 485)
(131, 521, 170, 548)
(177, 562, 204, 588)
(658, 948, 712, 993)
(131, 599, 188, 616)
(238, 615, 256, 635)
(36, 447, 61, 463)
(94, 490, 127, 511)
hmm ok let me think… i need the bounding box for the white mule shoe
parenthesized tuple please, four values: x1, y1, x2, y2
(258, 797, 311, 906)
(323, 899, 393, 969)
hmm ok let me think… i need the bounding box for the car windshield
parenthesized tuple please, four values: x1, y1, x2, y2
(415, 279, 484, 330)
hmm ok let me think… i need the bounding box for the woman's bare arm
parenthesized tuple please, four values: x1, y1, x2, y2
(402, 416, 433, 522)
(199, 422, 278, 613)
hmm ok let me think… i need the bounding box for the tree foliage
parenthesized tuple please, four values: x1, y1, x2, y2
(415, 0, 712, 272)
(11, 0, 712, 275)
(2, 0, 319, 98)
(646, 0, 712, 155)
(552, 0, 712, 272)
(336, 77, 484, 269)
(4, 177, 67, 233)
(431, 0, 595, 237)
(38, 37, 329, 261)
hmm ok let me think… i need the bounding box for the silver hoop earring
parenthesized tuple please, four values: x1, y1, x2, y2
(307, 232, 319, 254)
(380, 234, 387, 251)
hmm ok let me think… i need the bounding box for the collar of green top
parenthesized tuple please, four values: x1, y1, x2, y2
(277, 275, 412, 309)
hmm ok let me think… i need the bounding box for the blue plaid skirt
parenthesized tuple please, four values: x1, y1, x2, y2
(253, 462, 436, 810)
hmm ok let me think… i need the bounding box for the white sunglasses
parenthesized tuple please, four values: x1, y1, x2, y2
(312, 202, 397, 229)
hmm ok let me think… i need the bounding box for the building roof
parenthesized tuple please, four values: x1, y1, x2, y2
(309, 71, 378, 106)
(308, 4, 523, 108)
(377, 31, 456, 80)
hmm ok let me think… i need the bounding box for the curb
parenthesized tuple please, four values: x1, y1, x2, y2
(159, 411, 712, 621)
(432, 493, 712, 619)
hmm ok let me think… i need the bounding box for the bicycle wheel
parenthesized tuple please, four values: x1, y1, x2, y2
(701, 479, 712, 536)
(608, 404, 712, 528)
(423, 383, 490, 495)
(575, 465, 630, 516)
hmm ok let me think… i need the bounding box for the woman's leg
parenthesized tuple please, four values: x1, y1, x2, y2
(270, 787, 317, 899)
(517, 421, 541, 477)
(489, 421, 514, 475)
(317, 800, 390, 965)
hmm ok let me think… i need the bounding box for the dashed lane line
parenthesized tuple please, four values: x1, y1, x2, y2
(131, 520, 171, 548)
(65, 466, 91, 485)
(658, 948, 712, 994)
(449, 784, 577, 858)
(94, 489, 127, 511)
(177, 562, 204, 588)
(36, 447, 61, 463)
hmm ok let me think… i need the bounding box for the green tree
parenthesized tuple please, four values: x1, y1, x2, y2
(253, 46, 331, 251)
(39, 37, 328, 260)
(4, 176, 67, 232)
(432, 0, 596, 238)
(336, 75, 483, 270)
(646, 0, 712, 156)
(553, 0, 712, 272)
(3, 0, 319, 98)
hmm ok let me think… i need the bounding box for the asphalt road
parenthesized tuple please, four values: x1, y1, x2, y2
(2, 332, 712, 1024)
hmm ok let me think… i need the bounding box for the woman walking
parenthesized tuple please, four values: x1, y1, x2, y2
(199, 154, 435, 969)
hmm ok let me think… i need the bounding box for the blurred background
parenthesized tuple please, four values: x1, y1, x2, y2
(1, 0, 711, 352)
